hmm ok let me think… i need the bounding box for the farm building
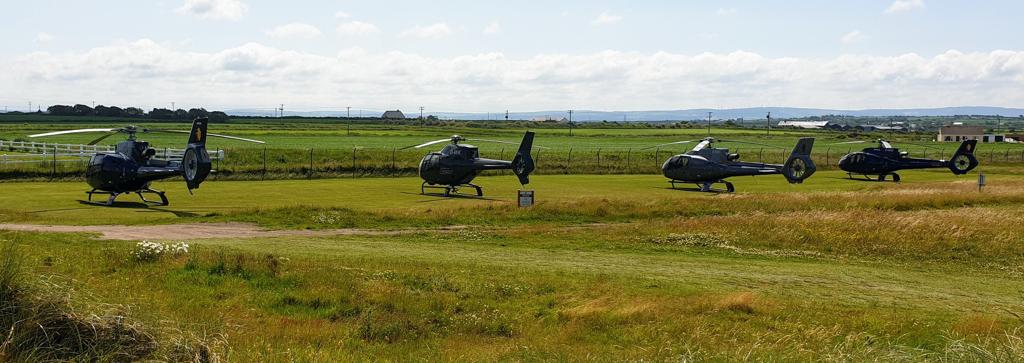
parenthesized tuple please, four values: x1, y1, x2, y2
(381, 110, 406, 119)
(938, 125, 1004, 143)
(776, 120, 829, 129)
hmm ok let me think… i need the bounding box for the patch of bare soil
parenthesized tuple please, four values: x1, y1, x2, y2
(0, 223, 454, 241)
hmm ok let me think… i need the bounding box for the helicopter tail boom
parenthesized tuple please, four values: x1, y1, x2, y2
(946, 140, 979, 175)
(782, 138, 817, 184)
(511, 131, 536, 185)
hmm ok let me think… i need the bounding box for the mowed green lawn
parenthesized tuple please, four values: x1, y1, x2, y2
(0, 169, 1006, 226)
(2, 168, 1024, 361)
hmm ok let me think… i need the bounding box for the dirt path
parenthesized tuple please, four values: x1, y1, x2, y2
(0, 223, 446, 241)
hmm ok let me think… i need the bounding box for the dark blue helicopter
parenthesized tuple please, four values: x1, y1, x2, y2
(404, 132, 535, 196)
(836, 139, 978, 182)
(29, 118, 264, 205)
(649, 137, 817, 192)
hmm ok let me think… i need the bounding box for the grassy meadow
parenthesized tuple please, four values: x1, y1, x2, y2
(2, 164, 1024, 361)
(3, 118, 1024, 180)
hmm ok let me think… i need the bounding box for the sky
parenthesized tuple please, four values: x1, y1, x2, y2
(1, 0, 1023, 114)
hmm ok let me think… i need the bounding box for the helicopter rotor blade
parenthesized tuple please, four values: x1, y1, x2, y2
(465, 138, 518, 145)
(148, 129, 266, 144)
(86, 132, 119, 145)
(827, 140, 868, 145)
(640, 139, 700, 150)
(401, 138, 451, 150)
(465, 138, 551, 149)
(28, 128, 119, 138)
(715, 139, 784, 149)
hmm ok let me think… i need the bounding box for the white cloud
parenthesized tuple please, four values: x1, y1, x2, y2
(334, 11, 351, 19)
(399, 23, 453, 39)
(266, 23, 322, 39)
(885, 0, 925, 14)
(591, 11, 623, 26)
(841, 30, 865, 44)
(4, 40, 1024, 111)
(717, 8, 737, 16)
(483, 22, 501, 35)
(176, 0, 248, 20)
(336, 21, 380, 36)
(34, 32, 54, 43)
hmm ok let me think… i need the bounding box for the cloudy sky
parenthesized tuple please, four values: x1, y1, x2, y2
(2, 0, 1023, 113)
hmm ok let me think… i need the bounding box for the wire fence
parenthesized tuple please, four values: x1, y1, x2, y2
(2, 145, 1022, 181)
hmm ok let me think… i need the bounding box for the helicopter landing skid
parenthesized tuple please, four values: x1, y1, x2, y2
(85, 188, 169, 206)
(669, 180, 735, 193)
(847, 173, 901, 183)
(421, 182, 484, 197)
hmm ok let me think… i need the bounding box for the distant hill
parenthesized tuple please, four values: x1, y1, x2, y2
(225, 106, 1024, 121)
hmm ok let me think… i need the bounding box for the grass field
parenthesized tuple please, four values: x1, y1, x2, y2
(2, 165, 1024, 361)
(3, 120, 1024, 181)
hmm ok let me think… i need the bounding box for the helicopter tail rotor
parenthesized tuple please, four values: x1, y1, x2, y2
(782, 138, 817, 184)
(182, 118, 213, 192)
(511, 131, 536, 185)
(947, 140, 979, 175)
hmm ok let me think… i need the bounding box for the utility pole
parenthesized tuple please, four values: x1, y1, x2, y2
(279, 104, 284, 118)
(419, 106, 425, 119)
(707, 111, 713, 137)
(505, 110, 509, 120)
(92, 101, 95, 108)
(28, 102, 31, 113)
(346, 106, 351, 118)
(766, 112, 771, 136)
(171, 101, 175, 110)
(568, 110, 574, 136)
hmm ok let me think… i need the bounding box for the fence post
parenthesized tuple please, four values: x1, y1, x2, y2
(392, 147, 397, 177)
(759, 148, 763, 163)
(262, 147, 267, 181)
(215, 149, 221, 180)
(308, 148, 314, 180)
(567, 147, 573, 174)
(597, 148, 602, 170)
(626, 148, 632, 174)
(351, 147, 357, 179)
(655, 147, 660, 167)
(536, 149, 542, 169)
(51, 145, 57, 179)
(825, 147, 830, 167)
(499, 148, 505, 175)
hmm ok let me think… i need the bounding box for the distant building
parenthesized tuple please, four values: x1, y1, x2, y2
(857, 125, 907, 132)
(529, 116, 569, 122)
(776, 120, 829, 129)
(381, 110, 406, 119)
(938, 125, 1004, 143)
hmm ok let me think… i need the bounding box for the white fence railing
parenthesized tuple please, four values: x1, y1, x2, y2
(0, 140, 225, 164)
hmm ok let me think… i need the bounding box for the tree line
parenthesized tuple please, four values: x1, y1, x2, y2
(44, 104, 229, 122)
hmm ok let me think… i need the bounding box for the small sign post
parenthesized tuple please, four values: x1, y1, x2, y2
(978, 173, 986, 192)
(518, 190, 534, 208)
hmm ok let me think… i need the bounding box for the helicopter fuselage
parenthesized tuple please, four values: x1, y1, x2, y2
(837, 147, 945, 175)
(418, 144, 512, 186)
(662, 148, 784, 183)
(86, 140, 181, 193)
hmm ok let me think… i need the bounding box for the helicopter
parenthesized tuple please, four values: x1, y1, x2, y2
(28, 117, 264, 206)
(835, 139, 978, 182)
(647, 137, 817, 192)
(402, 132, 536, 196)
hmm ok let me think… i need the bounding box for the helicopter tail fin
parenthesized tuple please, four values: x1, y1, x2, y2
(182, 117, 213, 191)
(782, 137, 816, 184)
(947, 139, 979, 175)
(511, 131, 536, 185)
(187, 117, 209, 146)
